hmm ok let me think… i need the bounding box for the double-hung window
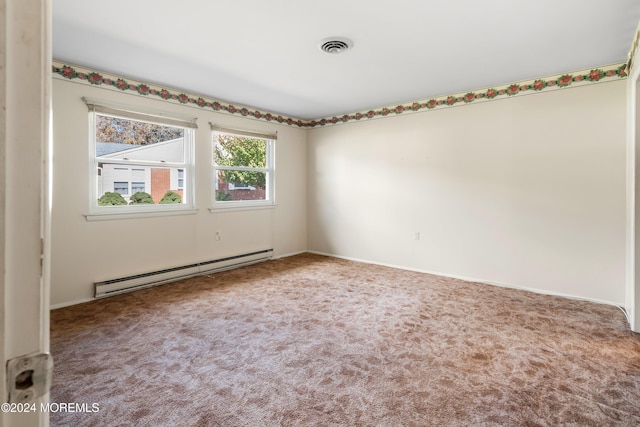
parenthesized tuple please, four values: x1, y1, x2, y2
(211, 125, 275, 209)
(85, 98, 196, 215)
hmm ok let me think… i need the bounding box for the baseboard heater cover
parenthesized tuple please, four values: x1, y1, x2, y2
(94, 249, 273, 298)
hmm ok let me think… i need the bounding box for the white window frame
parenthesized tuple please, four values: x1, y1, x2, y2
(85, 98, 197, 219)
(211, 124, 276, 211)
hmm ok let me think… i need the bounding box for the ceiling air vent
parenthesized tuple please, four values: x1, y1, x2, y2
(319, 37, 353, 54)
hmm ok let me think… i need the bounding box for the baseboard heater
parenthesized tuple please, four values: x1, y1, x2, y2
(94, 249, 273, 298)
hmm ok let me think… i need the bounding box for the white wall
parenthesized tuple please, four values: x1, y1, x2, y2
(308, 80, 627, 305)
(53, 73, 627, 308)
(51, 79, 307, 307)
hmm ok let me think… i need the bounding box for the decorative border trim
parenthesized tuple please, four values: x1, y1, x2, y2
(310, 64, 627, 127)
(53, 61, 627, 129)
(628, 24, 640, 73)
(52, 62, 308, 128)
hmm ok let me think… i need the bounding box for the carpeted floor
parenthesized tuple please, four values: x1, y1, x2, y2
(50, 253, 640, 426)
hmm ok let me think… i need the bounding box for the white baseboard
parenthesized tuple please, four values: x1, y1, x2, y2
(272, 250, 308, 260)
(51, 250, 623, 313)
(50, 297, 94, 310)
(307, 250, 622, 309)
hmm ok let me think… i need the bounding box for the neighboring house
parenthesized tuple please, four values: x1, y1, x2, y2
(97, 139, 184, 203)
(216, 179, 265, 201)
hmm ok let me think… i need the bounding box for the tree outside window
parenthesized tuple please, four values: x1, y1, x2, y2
(213, 133, 273, 204)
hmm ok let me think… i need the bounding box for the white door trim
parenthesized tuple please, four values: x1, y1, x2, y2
(1, 0, 52, 426)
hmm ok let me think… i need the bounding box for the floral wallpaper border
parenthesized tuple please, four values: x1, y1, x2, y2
(629, 25, 640, 73)
(53, 61, 627, 129)
(310, 64, 627, 127)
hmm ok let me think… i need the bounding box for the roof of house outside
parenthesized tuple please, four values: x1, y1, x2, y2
(96, 142, 142, 157)
(97, 138, 184, 163)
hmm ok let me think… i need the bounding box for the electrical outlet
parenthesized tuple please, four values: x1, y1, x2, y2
(215, 231, 221, 241)
(415, 232, 420, 241)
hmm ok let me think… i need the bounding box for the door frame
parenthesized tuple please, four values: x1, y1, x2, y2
(1, 0, 52, 426)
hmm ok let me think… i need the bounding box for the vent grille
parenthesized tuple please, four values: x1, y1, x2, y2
(319, 38, 353, 54)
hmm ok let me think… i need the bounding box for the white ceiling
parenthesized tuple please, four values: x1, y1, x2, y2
(53, 0, 640, 120)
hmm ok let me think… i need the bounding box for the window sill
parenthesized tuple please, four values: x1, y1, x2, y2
(84, 208, 199, 221)
(209, 204, 277, 214)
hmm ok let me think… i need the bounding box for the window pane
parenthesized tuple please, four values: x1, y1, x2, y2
(177, 168, 184, 189)
(99, 164, 186, 204)
(216, 170, 266, 201)
(131, 182, 145, 193)
(214, 134, 267, 168)
(92, 107, 194, 211)
(113, 181, 128, 195)
(96, 114, 185, 163)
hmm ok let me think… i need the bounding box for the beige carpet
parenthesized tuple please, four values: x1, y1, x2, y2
(50, 253, 640, 426)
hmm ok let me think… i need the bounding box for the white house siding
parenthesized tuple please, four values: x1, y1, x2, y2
(98, 139, 184, 202)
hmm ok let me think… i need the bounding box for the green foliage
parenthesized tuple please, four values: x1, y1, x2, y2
(129, 192, 154, 205)
(216, 191, 232, 201)
(214, 135, 267, 188)
(98, 192, 127, 206)
(159, 191, 182, 204)
(96, 115, 183, 145)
